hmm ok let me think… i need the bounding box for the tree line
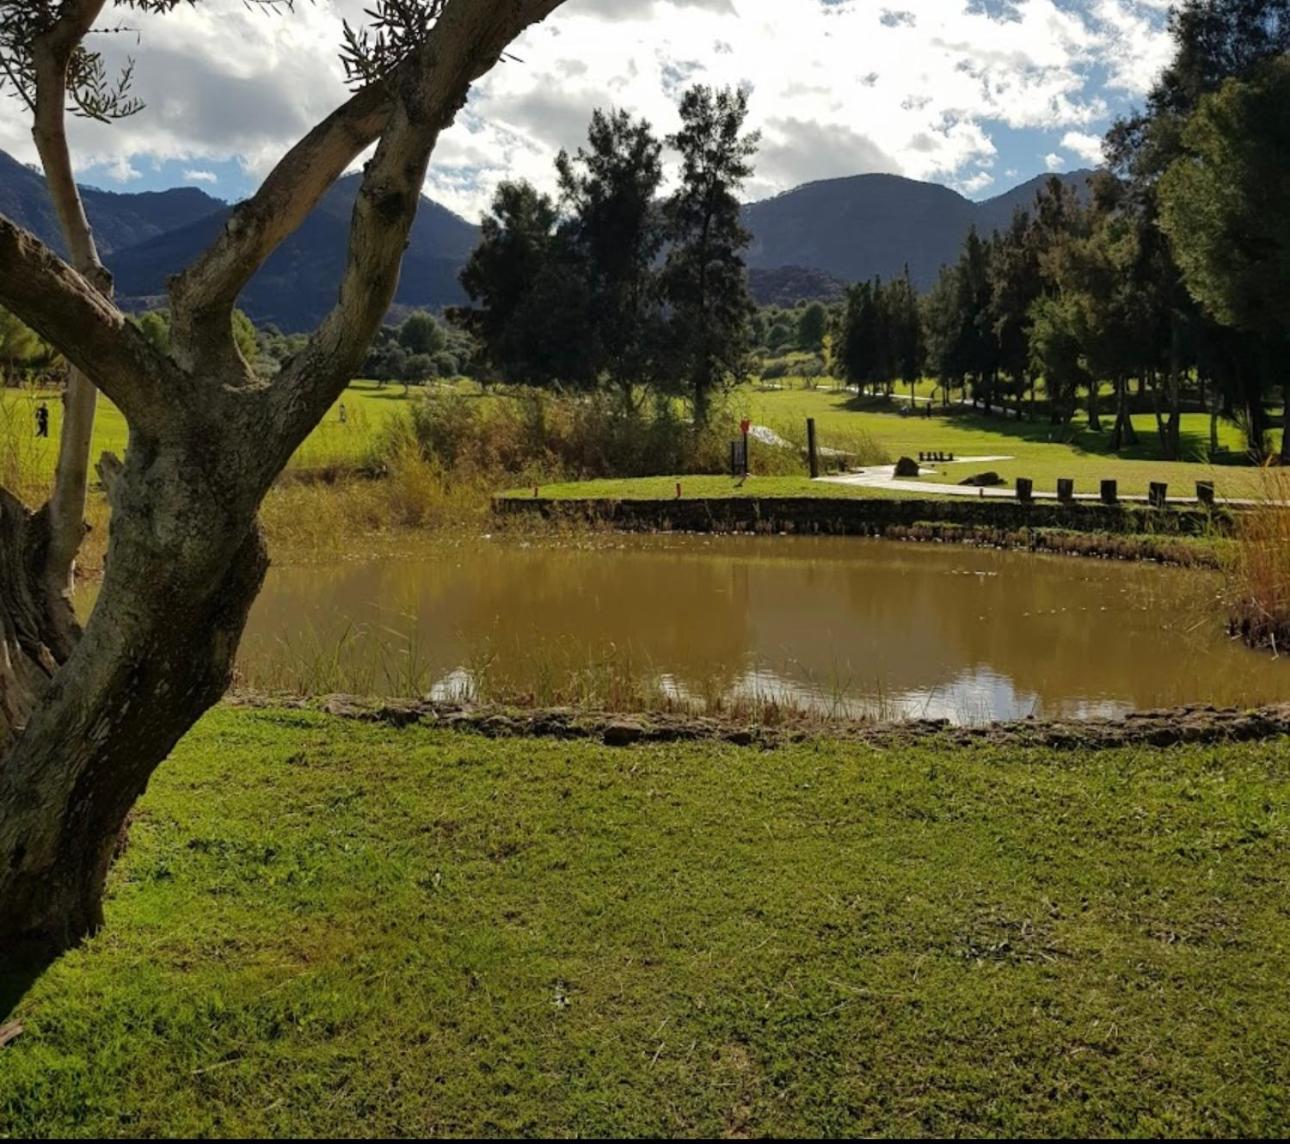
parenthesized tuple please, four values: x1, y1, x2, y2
(833, 0, 1290, 462)
(454, 84, 760, 425)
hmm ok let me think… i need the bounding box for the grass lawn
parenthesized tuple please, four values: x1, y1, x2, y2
(743, 387, 1275, 500)
(0, 380, 431, 481)
(1, 707, 1286, 1137)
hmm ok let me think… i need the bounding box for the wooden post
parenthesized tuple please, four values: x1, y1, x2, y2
(1057, 478, 1074, 502)
(1150, 481, 1168, 509)
(1016, 477, 1033, 503)
(807, 417, 819, 479)
(1100, 479, 1117, 505)
(1196, 480, 1215, 507)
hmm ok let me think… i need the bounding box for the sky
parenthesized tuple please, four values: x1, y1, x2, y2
(0, 0, 1176, 220)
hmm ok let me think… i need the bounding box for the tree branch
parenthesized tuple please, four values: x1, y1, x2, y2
(0, 216, 178, 429)
(168, 82, 395, 369)
(264, 0, 565, 472)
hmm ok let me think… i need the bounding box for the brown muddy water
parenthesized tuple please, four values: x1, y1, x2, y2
(82, 534, 1290, 723)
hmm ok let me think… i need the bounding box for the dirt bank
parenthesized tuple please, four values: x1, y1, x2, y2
(230, 693, 1290, 752)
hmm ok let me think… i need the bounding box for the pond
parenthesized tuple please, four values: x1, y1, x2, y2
(200, 534, 1289, 724)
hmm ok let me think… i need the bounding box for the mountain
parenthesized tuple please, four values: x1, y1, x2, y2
(0, 149, 224, 257)
(742, 169, 1096, 292)
(109, 173, 480, 331)
(0, 152, 478, 331)
(1, 147, 1096, 328)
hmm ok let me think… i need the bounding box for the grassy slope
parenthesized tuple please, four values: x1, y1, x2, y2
(745, 388, 1269, 499)
(2, 708, 1286, 1137)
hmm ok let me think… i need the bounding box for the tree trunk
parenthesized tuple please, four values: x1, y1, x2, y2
(1087, 382, 1102, 432)
(1110, 377, 1138, 452)
(1282, 383, 1290, 465)
(0, 492, 78, 752)
(0, 455, 267, 953)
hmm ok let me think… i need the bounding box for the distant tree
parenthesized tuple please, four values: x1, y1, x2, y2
(836, 280, 884, 391)
(923, 228, 997, 409)
(657, 85, 760, 425)
(987, 210, 1042, 418)
(882, 272, 924, 400)
(397, 311, 447, 357)
(557, 108, 664, 404)
(0, 305, 46, 380)
(401, 353, 437, 392)
(1158, 55, 1290, 459)
(922, 267, 965, 406)
(133, 310, 170, 356)
(457, 180, 595, 387)
(1105, 0, 1290, 458)
(796, 302, 827, 352)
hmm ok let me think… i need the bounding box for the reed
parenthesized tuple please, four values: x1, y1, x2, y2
(1224, 466, 1290, 654)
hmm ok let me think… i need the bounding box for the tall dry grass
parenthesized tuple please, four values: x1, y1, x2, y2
(1225, 467, 1290, 654)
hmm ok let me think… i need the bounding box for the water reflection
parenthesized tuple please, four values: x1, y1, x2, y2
(219, 535, 1289, 724)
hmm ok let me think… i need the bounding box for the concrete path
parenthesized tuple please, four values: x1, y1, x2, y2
(817, 456, 1235, 505)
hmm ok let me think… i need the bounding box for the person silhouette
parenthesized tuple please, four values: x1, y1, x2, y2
(35, 402, 49, 438)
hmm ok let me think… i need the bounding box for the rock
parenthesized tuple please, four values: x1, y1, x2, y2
(893, 456, 921, 477)
(958, 471, 1003, 487)
(603, 721, 645, 746)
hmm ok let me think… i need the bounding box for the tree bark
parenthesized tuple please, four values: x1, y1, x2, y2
(0, 492, 78, 753)
(0, 442, 268, 950)
(30, 1, 115, 597)
(0, 0, 567, 958)
(1086, 381, 1102, 431)
(1281, 382, 1290, 465)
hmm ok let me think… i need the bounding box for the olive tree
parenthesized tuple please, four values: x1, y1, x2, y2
(0, 0, 564, 955)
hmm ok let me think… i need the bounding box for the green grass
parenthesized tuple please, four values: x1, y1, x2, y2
(0, 380, 455, 480)
(742, 387, 1272, 500)
(2, 708, 1287, 1136)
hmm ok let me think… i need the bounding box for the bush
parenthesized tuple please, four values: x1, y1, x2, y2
(374, 389, 801, 483)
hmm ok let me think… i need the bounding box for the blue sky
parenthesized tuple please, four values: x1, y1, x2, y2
(0, 0, 1175, 218)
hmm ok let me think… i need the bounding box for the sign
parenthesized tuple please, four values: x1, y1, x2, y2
(739, 418, 751, 436)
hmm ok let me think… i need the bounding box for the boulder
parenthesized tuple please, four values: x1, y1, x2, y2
(893, 456, 921, 478)
(958, 471, 1003, 487)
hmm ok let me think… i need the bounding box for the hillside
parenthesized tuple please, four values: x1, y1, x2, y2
(1, 148, 1095, 324)
(0, 150, 224, 257)
(742, 169, 1096, 291)
(108, 173, 480, 330)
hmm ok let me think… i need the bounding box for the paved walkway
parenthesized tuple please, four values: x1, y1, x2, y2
(817, 456, 1233, 505)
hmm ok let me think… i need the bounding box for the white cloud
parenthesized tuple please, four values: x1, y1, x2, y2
(183, 169, 218, 184)
(1044, 151, 1066, 171)
(958, 170, 996, 194)
(1061, 129, 1105, 164)
(0, 0, 1173, 219)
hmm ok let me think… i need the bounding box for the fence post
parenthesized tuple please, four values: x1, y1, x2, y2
(1150, 482, 1168, 509)
(1196, 480, 1215, 507)
(1100, 479, 1118, 505)
(1016, 477, 1033, 503)
(1057, 478, 1074, 503)
(807, 417, 819, 479)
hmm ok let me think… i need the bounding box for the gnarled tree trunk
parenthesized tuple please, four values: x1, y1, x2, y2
(0, 0, 567, 959)
(0, 493, 78, 751)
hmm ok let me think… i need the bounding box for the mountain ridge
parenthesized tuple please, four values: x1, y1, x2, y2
(0, 150, 1096, 328)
